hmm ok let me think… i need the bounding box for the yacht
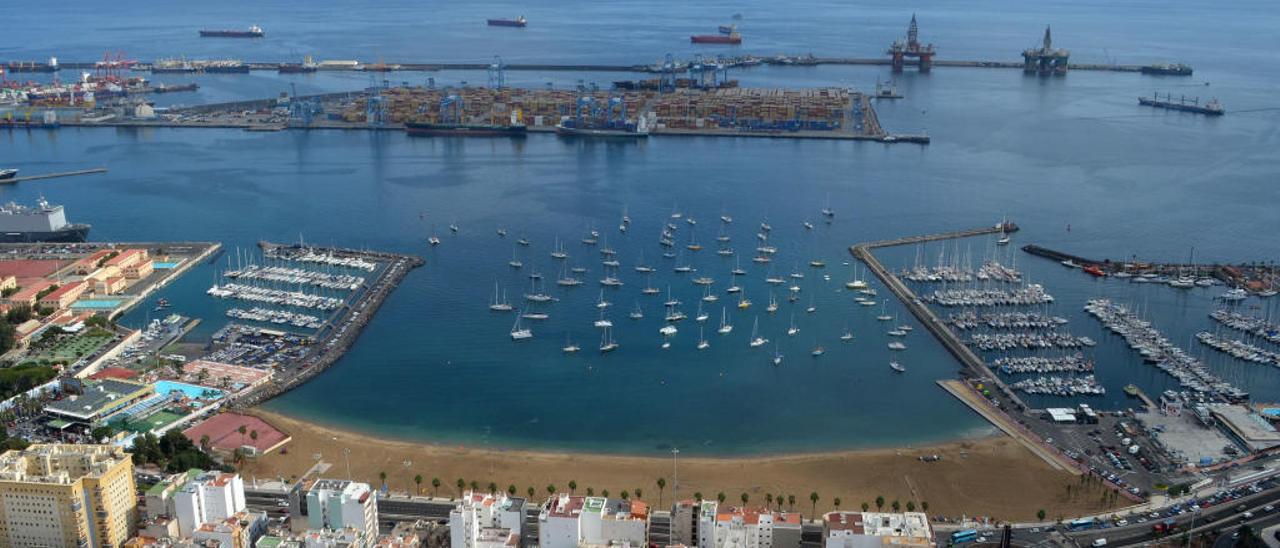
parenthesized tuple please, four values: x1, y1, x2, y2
(522, 311, 549, 320)
(803, 221, 814, 230)
(517, 237, 531, 246)
(496, 228, 507, 237)
(717, 248, 734, 256)
(594, 311, 613, 328)
(659, 325, 678, 336)
(718, 307, 733, 334)
(888, 341, 906, 350)
(787, 314, 799, 336)
(510, 315, 533, 340)
(749, 317, 767, 347)
(489, 283, 513, 311)
(810, 260, 826, 268)
(805, 296, 816, 313)
(726, 284, 742, 293)
(428, 235, 441, 246)
(890, 361, 906, 373)
(811, 346, 825, 357)
(550, 238, 568, 259)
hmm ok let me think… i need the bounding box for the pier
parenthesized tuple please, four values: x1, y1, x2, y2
(0, 167, 108, 184)
(231, 242, 424, 407)
(1021, 244, 1278, 293)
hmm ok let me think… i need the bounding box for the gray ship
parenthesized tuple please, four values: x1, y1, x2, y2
(0, 198, 90, 243)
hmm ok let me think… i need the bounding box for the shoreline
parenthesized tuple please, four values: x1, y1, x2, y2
(242, 408, 1117, 521)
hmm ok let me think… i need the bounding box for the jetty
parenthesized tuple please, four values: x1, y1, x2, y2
(0, 167, 107, 184)
(1021, 244, 1278, 294)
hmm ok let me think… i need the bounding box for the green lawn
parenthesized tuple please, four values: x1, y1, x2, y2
(24, 330, 114, 364)
(113, 410, 185, 434)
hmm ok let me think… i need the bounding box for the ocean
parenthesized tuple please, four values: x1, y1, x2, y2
(2, 0, 1279, 455)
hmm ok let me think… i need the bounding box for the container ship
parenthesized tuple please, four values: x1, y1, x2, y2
(691, 32, 741, 44)
(1139, 93, 1224, 116)
(1141, 63, 1193, 76)
(405, 121, 527, 137)
(0, 198, 90, 243)
(487, 16, 527, 27)
(200, 25, 264, 38)
(555, 118, 650, 138)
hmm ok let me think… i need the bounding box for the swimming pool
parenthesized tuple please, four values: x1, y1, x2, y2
(152, 261, 183, 269)
(71, 298, 125, 310)
(153, 380, 224, 401)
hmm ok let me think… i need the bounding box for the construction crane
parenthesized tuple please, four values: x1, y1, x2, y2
(365, 75, 388, 126)
(439, 94, 464, 124)
(659, 53, 678, 94)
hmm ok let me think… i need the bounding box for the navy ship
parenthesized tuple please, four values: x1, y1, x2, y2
(0, 198, 90, 243)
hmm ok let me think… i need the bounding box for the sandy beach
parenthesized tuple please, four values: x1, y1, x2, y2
(241, 409, 1119, 521)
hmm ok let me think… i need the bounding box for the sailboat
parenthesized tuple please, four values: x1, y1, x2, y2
(695, 301, 710, 322)
(772, 344, 783, 366)
(766, 293, 779, 314)
(630, 303, 644, 320)
(716, 224, 731, 243)
(635, 250, 654, 273)
(821, 195, 835, 218)
(594, 310, 613, 328)
(563, 334, 580, 353)
(888, 341, 906, 350)
(556, 264, 582, 286)
(731, 257, 746, 276)
(508, 248, 523, 269)
(876, 303, 892, 321)
(510, 314, 533, 340)
(674, 251, 694, 273)
(621, 205, 631, 226)
(596, 290, 611, 309)
(550, 237, 568, 259)
(787, 314, 799, 336)
(737, 293, 752, 309)
(890, 361, 905, 373)
(840, 325, 854, 341)
(805, 295, 816, 313)
(697, 327, 710, 350)
(749, 317, 767, 347)
(599, 326, 619, 352)
(702, 285, 719, 303)
(642, 273, 661, 295)
(489, 283, 513, 311)
(659, 324, 678, 336)
(718, 307, 733, 334)
(686, 227, 702, 251)
(811, 344, 825, 357)
(996, 216, 1011, 245)
(845, 263, 868, 289)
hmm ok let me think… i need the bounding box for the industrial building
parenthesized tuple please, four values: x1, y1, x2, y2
(0, 444, 138, 548)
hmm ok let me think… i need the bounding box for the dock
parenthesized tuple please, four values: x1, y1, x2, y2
(0, 167, 107, 184)
(1021, 243, 1278, 292)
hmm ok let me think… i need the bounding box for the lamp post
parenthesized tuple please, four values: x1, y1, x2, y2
(672, 447, 680, 503)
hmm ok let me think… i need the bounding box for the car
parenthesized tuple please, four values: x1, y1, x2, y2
(1150, 512, 1160, 519)
(977, 537, 987, 543)
(1241, 511, 1254, 520)
(1264, 505, 1275, 513)
(1092, 538, 1108, 547)
(1116, 520, 1128, 527)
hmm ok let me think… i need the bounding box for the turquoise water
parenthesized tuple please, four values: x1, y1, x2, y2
(153, 261, 183, 269)
(154, 380, 224, 401)
(4, 0, 1280, 455)
(72, 299, 126, 310)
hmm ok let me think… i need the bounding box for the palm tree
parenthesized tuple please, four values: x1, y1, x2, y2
(249, 430, 258, 446)
(861, 502, 870, 512)
(199, 434, 211, 452)
(488, 482, 498, 494)
(456, 478, 466, 495)
(508, 485, 517, 496)
(657, 478, 667, 507)
(787, 494, 795, 511)
(766, 493, 774, 507)
(921, 501, 929, 513)
(834, 497, 842, 511)
(810, 492, 819, 516)
(602, 489, 610, 498)
(906, 501, 915, 512)
(527, 486, 536, 498)
(635, 488, 642, 500)
(694, 492, 703, 502)
(469, 480, 479, 491)
(569, 480, 578, 494)
(775, 493, 783, 510)
(891, 500, 901, 512)
(237, 424, 247, 445)
(546, 484, 556, 496)
(587, 487, 595, 496)
(741, 493, 749, 505)
(232, 448, 246, 471)
(432, 477, 441, 497)
(379, 471, 387, 490)
(414, 474, 423, 495)
(621, 491, 630, 500)
(875, 496, 885, 511)
(717, 492, 726, 504)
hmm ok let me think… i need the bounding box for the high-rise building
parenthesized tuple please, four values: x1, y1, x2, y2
(822, 512, 933, 548)
(306, 479, 379, 541)
(449, 490, 526, 548)
(174, 471, 247, 537)
(696, 502, 802, 548)
(0, 444, 137, 547)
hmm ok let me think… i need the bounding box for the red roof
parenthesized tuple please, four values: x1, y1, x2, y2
(40, 280, 84, 302)
(89, 367, 138, 381)
(182, 412, 291, 454)
(0, 259, 67, 280)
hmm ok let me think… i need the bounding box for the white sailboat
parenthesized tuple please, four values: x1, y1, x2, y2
(596, 289, 611, 309)
(766, 293, 779, 314)
(489, 282, 513, 312)
(510, 314, 533, 340)
(695, 301, 710, 322)
(772, 344, 783, 366)
(787, 314, 799, 336)
(845, 263, 868, 289)
(697, 326, 710, 350)
(550, 237, 568, 259)
(630, 302, 644, 320)
(890, 361, 905, 372)
(599, 326, 619, 352)
(805, 294, 816, 313)
(594, 309, 613, 328)
(508, 248, 523, 269)
(749, 317, 767, 347)
(702, 285, 719, 303)
(563, 334, 580, 353)
(718, 307, 733, 335)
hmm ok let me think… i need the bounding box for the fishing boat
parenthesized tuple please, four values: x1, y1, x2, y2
(718, 307, 733, 334)
(787, 314, 799, 336)
(697, 327, 710, 350)
(890, 361, 906, 373)
(489, 283, 513, 311)
(599, 327, 619, 352)
(749, 317, 767, 347)
(510, 314, 533, 340)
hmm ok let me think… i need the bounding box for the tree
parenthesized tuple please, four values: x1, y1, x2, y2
(602, 489, 610, 498)
(788, 494, 795, 511)
(569, 480, 578, 494)
(379, 471, 387, 489)
(432, 477, 441, 497)
(891, 500, 901, 512)
(587, 487, 595, 496)
(657, 478, 667, 507)
(508, 485, 517, 496)
(717, 492, 726, 504)
(875, 496, 885, 511)
(414, 474, 423, 495)
(810, 492, 820, 516)
(238, 424, 248, 445)
(488, 482, 498, 494)
(232, 448, 246, 471)
(469, 480, 478, 491)
(862, 502, 870, 512)
(741, 493, 749, 505)
(921, 501, 929, 513)
(767, 493, 774, 507)
(1037, 509, 1046, 521)
(621, 490, 630, 500)
(635, 488, 643, 500)
(834, 497, 842, 511)
(199, 434, 211, 452)
(776, 493, 783, 510)
(906, 501, 915, 512)
(527, 486, 536, 498)
(694, 492, 703, 502)
(249, 430, 259, 445)
(457, 478, 466, 495)
(547, 484, 556, 496)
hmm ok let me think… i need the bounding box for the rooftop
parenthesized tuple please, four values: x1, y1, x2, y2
(181, 412, 291, 454)
(0, 444, 130, 485)
(45, 379, 153, 421)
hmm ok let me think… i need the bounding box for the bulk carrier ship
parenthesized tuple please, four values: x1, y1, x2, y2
(200, 25, 265, 38)
(404, 121, 527, 137)
(0, 198, 90, 243)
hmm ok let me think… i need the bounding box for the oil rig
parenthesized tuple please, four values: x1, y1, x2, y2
(1022, 26, 1069, 76)
(887, 14, 935, 73)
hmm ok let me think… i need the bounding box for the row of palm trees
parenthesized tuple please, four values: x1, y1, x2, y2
(375, 472, 928, 518)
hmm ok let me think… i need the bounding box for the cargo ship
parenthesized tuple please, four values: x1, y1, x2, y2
(405, 121, 527, 137)
(1139, 93, 1224, 116)
(0, 169, 17, 181)
(0, 198, 89, 243)
(200, 25, 264, 38)
(487, 16, 527, 27)
(692, 32, 741, 44)
(1141, 63, 1193, 76)
(6, 59, 59, 73)
(279, 57, 319, 73)
(151, 83, 199, 94)
(555, 117, 649, 138)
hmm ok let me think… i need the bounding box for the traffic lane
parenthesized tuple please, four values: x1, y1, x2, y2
(1071, 496, 1280, 547)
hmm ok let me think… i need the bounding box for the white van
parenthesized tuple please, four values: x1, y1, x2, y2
(1092, 539, 1108, 547)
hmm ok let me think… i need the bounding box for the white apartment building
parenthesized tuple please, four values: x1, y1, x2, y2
(449, 490, 527, 548)
(822, 512, 933, 548)
(538, 494, 651, 548)
(306, 479, 379, 541)
(697, 502, 802, 548)
(174, 471, 247, 537)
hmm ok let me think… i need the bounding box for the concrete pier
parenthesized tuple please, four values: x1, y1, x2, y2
(0, 167, 108, 184)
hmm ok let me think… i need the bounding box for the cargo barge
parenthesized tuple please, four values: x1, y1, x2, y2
(1139, 93, 1223, 116)
(692, 33, 741, 44)
(405, 121, 527, 137)
(487, 16, 527, 27)
(199, 25, 264, 38)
